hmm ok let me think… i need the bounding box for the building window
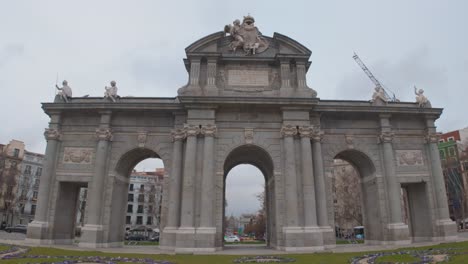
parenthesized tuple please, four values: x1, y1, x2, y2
(36, 167, 42, 176)
(126, 216, 131, 225)
(148, 205, 153, 214)
(20, 204, 24, 214)
(149, 195, 155, 203)
(13, 148, 20, 157)
(138, 194, 144, 203)
(137, 205, 143, 214)
(146, 217, 152, 225)
(32, 191, 38, 200)
(127, 204, 133, 213)
(448, 137, 455, 141)
(34, 179, 39, 188)
(136, 216, 143, 225)
(128, 193, 134, 202)
(440, 149, 446, 158)
(24, 165, 31, 175)
(129, 184, 134, 191)
(31, 205, 36, 215)
(439, 139, 445, 143)
(449, 147, 456, 157)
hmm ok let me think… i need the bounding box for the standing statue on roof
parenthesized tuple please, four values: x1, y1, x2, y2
(56, 80, 72, 103)
(224, 15, 269, 55)
(414, 86, 431, 108)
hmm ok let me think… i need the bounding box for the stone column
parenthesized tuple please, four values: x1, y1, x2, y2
(379, 115, 409, 242)
(199, 124, 217, 228)
(425, 117, 457, 239)
(311, 127, 334, 246)
(179, 124, 200, 228)
(281, 124, 299, 227)
(27, 112, 61, 242)
(164, 129, 186, 230)
(311, 128, 328, 227)
(80, 111, 112, 247)
(298, 126, 318, 227)
(426, 133, 451, 220)
(379, 131, 403, 224)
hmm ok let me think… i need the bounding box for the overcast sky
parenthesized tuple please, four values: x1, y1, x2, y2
(1, 0, 467, 216)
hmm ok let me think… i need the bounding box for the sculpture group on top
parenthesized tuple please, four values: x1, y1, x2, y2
(224, 15, 269, 55)
(55, 80, 120, 103)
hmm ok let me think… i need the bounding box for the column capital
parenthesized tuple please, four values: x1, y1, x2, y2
(281, 124, 297, 138)
(201, 124, 217, 137)
(425, 133, 441, 144)
(184, 124, 200, 137)
(298, 126, 313, 138)
(311, 126, 324, 142)
(95, 128, 113, 141)
(44, 128, 61, 141)
(171, 128, 186, 142)
(379, 131, 394, 144)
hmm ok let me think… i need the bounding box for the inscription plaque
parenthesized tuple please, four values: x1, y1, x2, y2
(228, 70, 269, 87)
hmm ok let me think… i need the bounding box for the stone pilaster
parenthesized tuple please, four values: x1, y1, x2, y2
(425, 117, 457, 239)
(296, 62, 307, 89)
(298, 126, 318, 227)
(311, 127, 334, 245)
(27, 112, 62, 243)
(161, 128, 186, 248)
(379, 115, 409, 243)
(205, 58, 218, 95)
(176, 124, 199, 249)
(189, 58, 201, 88)
(80, 111, 112, 248)
(279, 60, 291, 96)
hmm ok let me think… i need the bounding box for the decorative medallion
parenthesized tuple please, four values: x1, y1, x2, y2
(63, 147, 93, 164)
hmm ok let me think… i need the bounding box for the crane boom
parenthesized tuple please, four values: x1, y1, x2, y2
(352, 53, 383, 88)
(352, 52, 397, 101)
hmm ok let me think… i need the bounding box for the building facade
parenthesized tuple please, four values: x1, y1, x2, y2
(126, 169, 164, 229)
(26, 17, 457, 252)
(438, 127, 468, 222)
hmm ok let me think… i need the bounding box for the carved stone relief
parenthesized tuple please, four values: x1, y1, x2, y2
(396, 150, 424, 166)
(244, 128, 254, 144)
(63, 147, 93, 164)
(137, 131, 148, 148)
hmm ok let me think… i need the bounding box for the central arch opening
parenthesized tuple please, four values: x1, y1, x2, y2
(223, 145, 276, 248)
(332, 149, 380, 244)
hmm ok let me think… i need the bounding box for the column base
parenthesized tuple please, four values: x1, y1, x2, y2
(319, 226, 336, 247)
(433, 219, 458, 241)
(196, 227, 217, 248)
(79, 224, 104, 248)
(175, 227, 196, 249)
(303, 226, 324, 248)
(160, 226, 178, 248)
(26, 221, 50, 241)
(386, 223, 411, 245)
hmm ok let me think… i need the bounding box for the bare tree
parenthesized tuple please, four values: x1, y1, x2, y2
(0, 159, 20, 225)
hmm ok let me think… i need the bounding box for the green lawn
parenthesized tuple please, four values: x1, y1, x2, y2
(1, 241, 468, 263)
(0, 245, 10, 252)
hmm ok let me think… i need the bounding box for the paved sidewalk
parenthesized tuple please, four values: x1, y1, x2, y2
(1, 233, 468, 256)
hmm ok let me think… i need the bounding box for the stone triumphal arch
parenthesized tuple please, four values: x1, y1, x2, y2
(27, 16, 457, 252)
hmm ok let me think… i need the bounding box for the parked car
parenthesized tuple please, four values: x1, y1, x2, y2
(224, 235, 240, 242)
(126, 233, 146, 241)
(149, 232, 160, 242)
(5, 224, 27, 234)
